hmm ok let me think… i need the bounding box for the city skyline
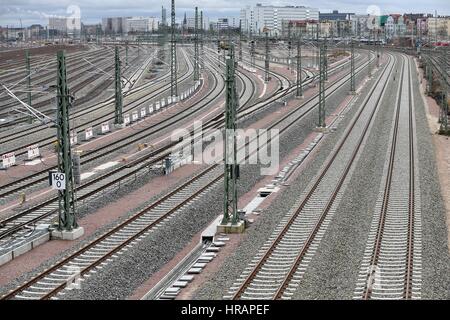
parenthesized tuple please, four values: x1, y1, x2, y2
(1, 0, 450, 27)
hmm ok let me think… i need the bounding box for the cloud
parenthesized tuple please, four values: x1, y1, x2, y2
(1, 0, 449, 26)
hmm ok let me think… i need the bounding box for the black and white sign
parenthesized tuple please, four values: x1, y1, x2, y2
(70, 131, 78, 145)
(50, 172, 66, 190)
(124, 114, 130, 125)
(85, 127, 93, 140)
(27, 145, 40, 160)
(149, 104, 154, 113)
(132, 111, 139, 122)
(140, 107, 146, 118)
(101, 122, 110, 134)
(1, 152, 16, 168)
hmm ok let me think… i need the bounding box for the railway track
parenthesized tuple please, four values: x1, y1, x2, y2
(0, 57, 224, 240)
(226, 52, 395, 300)
(0, 48, 186, 156)
(1, 164, 224, 300)
(0, 47, 152, 128)
(0, 51, 213, 203)
(353, 54, 421, 300)
(0, 46, 371, 236)
(0, 47, 120, 114)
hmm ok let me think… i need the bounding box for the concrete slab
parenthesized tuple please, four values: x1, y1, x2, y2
(0, 251, 12, 265)
(187, 267, 202, 274)
(51, 227, 84, 240)
(197, 256, 214, 263)
(179, 275, 195, 282)
(172, 281, 188, 288)
(193, 262, 207, 268)
(12, 242, 32, 258)
(217, 221, 245, 234)
(165, 287, 180, 294)
(32, 232, 50, 247)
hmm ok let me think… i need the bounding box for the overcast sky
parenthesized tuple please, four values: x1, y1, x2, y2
(1, 0, 449, 27)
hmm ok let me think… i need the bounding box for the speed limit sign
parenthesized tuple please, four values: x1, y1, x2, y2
(49, 172, 66, 190)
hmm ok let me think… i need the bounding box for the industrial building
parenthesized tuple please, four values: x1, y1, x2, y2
(240, 3, 319, 36)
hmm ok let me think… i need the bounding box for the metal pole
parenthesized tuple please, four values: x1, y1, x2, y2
(250, 36, 255, 67)
(239, 20, 243, 62)
(170, 0, 177, 97)
(368, 30, 372, 77)
(287, 21, 292, 70)
(56, 50, 77, 231)
(125, 41, 128, 66)
(114, 46, 123, 124)
(194, 7, 199, 81)
(222, 45, 239, 225)
(200, 11, 204, 57)
(376, 30, 380, 68)
(426, 59, 433, 95)
(318, 41, 326, 128)
(25, 49, 32, 123)
(316, 24, 319, 69)
(350, 38, 356, 94)
(296, 33, 303, 98)
(324, 35, 328, 81)
(265, 31, 269, 82)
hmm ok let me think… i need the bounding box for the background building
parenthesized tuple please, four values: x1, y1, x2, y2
(319, 10, 354, 21)
(240, 4, 319, 36)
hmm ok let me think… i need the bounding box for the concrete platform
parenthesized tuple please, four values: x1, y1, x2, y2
(0, 226, 50, 267)
(315, 126, 330, 133)
(216, 221, 245, 234)
(51, 227, 84, 240)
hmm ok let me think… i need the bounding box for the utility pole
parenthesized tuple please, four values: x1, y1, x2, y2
(376, 29, 380, 68)
(56, 50, 78, 231)
(250, 35, 255, 67)
(138, 38, 140, 58)
(170, 0, 177, 97)
(368, 30, 372, 77)
(194, 7, 199, 81)
(25, 49, 32, 123)
(125, 41, 128, 66)
(114, 46, 123, 124)
(200, 11, 204, 57)
(350, 38, 356, 94)
(316, 24, 319, 69)
(222, 45, 239, 226)
(324, 35, 328, 81)
(296, 33, 303, 98)
(239, 20, 243, 62)
(265, 31, 270, 82)
(426, 59, 433, 94)
(287, 21, 292, 70)
(317, 41, 326, 128)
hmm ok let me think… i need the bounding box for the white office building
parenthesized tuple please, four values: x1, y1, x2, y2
(240, 3, 319, 36)
(124, 17, 159, 33)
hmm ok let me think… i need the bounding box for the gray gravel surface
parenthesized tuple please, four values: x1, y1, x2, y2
(410, 60, 449, 299)
(193, 54, 375, 300)
(1, 53, 371, 299)
(288, 53, 400, 299)
(59, 54, 368, 299)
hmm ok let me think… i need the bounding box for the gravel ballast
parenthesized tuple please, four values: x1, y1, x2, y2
(56, 53, 370, 299)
